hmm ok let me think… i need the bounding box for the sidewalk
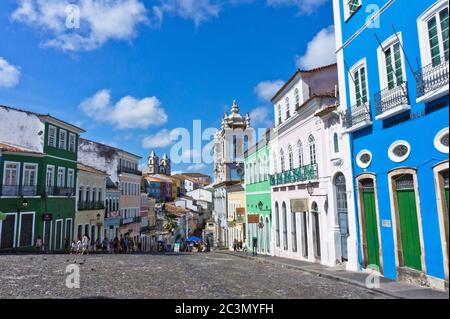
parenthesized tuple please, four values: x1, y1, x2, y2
(217, 250, 449, 299)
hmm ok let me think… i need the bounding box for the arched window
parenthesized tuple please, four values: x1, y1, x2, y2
(333, 132, 339, 153)
(335, 173, 349, 261)
(280, 149, 286, 172)
(288, 145, 294, 170)
(286, 97, 290, 119)
(277, 104, 282, 125)
(282, 202, 288, 251)
(309, 135, 317, 165)
(294, 88, 300, 107)
(297, 140, 304, 167)
(275, 202, 280, 247)
(265, 216, 271, 254)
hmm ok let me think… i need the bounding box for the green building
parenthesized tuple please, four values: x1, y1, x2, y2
(244, 134, 272, 255)
(0, 105, 85, 252)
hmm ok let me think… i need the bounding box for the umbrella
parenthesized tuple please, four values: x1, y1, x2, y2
(185, 236, 203, 242)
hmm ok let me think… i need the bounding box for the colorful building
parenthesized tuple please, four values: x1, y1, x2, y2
(227, 183, 246, 250)
(0, 105, 85, 252)
(333, 0, 449, 289)
(244, 134, 272, 255)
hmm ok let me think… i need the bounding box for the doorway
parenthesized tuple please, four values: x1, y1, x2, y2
(311, 202, 321, 260)
(335, 173, 349, 261)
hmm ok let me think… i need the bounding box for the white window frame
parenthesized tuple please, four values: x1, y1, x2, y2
(434, 127, 449, 153)
(59, 129, 67, 150)
(376, 33, 408, 91)
(46, 165, 55, 188)
(67, 168, 75, 189)
(22, 163, 38, 187)
(57, 167, 66, 187)
(68, 133, 76, 152)
(349, 58, 370, 107)
(65, 218, 73, 242)
(18, 212, 35, 247)
(3, 161, 20, 187)
(54, 219, 64, 250)
(356, 149, 373, 169)
(344, 0, 362, 21)
(388, 140, 411, 163)
(417, 0, 449, 67)
(48, 125, 57, 148)
(0, 212, 18, 248)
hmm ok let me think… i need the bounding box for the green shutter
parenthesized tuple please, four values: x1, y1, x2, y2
(428, 17, 441, 66)
(363, 190, 381, 269)
(397, 189, 422, 271)
(354, 69, 361, 105)
(393, 43, 403, 84)
(360, 67, 368, 103)
(440, 8, 449, 62)
(385, 47, 395, 90)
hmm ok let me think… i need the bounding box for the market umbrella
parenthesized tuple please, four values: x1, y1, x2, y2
(0, 211, 6, 221)
(186, 236, 203, 242)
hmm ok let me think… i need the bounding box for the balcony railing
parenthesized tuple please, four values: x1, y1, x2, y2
(78, 201, 105, 211)
(343, 103, 372, 131)
(415, 56, 449, 100)
(117, 166, 142, 176)
(46, 187, 75, 197)
(120, 216, 141, 226)
(374, 81, 410, 118)
(270, 163, 318, 187)
(0, 184, 39, 197)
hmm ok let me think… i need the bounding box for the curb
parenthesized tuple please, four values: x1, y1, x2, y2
(216, 251, 404, 299)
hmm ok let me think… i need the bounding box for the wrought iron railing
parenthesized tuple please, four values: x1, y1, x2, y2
(46, 187, 75, 196)
(270, 163, 318, 186)
(120, 216, 141, 226)
(0, 184, 39, 196)
(78, 201, 105, 210)
(117, 166, 142, 176)
(343, 103, 372, 129)
(374, 82, 410, 116)
(414, 56, 449, 99)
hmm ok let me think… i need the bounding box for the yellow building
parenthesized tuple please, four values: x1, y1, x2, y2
(227, 183, 246, 250)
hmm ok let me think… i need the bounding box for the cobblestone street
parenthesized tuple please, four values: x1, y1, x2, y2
(0, 253, 390, 299)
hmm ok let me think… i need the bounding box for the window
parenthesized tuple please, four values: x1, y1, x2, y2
(291, 212, 297, 253)
(69, 133, 76, 152)
(286, 97, 290, 119)
(18, 213, 34, 247)
(275, 202, 280, 247)
(277, 104, 282, 125)
(48, 125, 57, 147)
(272, 152, 277, 173)
(345, 0, 361, 19)
(352, 64, 368, 106)
(294, 88, 300, 107)
(388, 140, 411, 163)
(23, 164, 38, 186)
(356, 150, 373, 169)
(333, 133, 340, 154)
(46, 166, 55, 188)
(297, 140, 304, 167)
(59, 129, 67, 149)
(67, 169, 75, 189)
(280, 149, 285, 172)
(3, 162, 20, 196)
(86, 187, 91, 203)
(384, 41, 404, 90)
(288, 145, 294, 170)
(434, 127, 449, 153)
(309, 135, 317, 165)
(282, 202, 288, 251)
(57, 167, 65, 187)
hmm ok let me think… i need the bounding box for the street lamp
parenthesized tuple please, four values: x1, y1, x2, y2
(307, 181, 314, 196)
(257, 201, 264, 211)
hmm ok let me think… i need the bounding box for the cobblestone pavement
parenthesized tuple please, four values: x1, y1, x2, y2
(0, 253, 391, 299)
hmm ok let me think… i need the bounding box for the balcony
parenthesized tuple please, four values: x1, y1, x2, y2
(46, 187, 75, 197)
(415, 56, 449, 104)
(343, 104, 372, 133)
(78, 201, 105, 211)
(0, 185, 39, 197)
(270, 163, 318, 187)
(374, 82, 410, 120)
(120, 216, 141, 226)
(117, 166, 142, 176)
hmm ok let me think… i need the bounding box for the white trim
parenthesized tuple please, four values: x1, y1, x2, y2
(348, 58, 370, 107)
(0, 212, 18, 249)
(22, 162, 39, 187)
(2, 161, 20, 187)
(434, 127, 449, 154)
(59, 129, 67, 150)
(46, 154, 78, 163)
(54, 219, 64, 250)
(68, 133, 76, 153)
(43, 220, 52, 251)
(65, 218, 73, 242)
(57, 166, 66, 187)
(356, 149, 372, 169)
(48, 125, 57, 148)
(67, 168, 75, 189)
(17, 212, 35, 247)
(46, 164, 55, 188)
(343, 0, 362, 22)
(388, 140, 411, 163)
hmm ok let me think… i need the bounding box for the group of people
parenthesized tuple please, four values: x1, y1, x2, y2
(232, 239, 246, 252)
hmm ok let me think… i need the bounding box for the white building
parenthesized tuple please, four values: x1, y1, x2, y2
(269, 64, 359, 270)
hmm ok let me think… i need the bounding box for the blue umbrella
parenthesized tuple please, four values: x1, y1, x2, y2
(185, 236, 202, 242)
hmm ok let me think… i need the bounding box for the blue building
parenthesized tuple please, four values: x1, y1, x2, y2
(333, 0, 448, 289)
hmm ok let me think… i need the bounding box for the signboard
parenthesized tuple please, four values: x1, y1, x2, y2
(382, 220, 392, 228)
(42, 213, 52, 222)
(236, 208, 246, 217)
(247, 214, 260, 224)
(290, 198, 309, 213)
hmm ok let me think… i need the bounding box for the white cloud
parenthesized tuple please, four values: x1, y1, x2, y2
(250, 106, 273, 128)
(80, 89, 168, 130)
(296, 25, 336, 70)
(11, 0, 148, 52)
(141, 128, 179, 148)
(0, 57, 21, 88)
(254, 80, 284, 102)
(152, 0, 221, 27)
(266, 0, 329, 14)
(186, 163, 207, 172)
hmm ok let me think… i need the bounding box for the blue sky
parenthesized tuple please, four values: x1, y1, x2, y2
(0, 0, 336, 175)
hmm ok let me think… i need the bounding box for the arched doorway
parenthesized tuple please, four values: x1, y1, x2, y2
(265, 216, 271, 254)
(311, 202, 321, 260)
(275, 202, 280, 248)
(335, 173, 349, 261)
(282, 202, 288, 251)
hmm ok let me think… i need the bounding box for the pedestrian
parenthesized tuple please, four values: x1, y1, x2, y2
(82, 234, 89, 255)
(90, 236, 96, 253)
(114, 237, 119, 253)
(64, 237, 70, 253)
(233, 239, 238, 252)
(129, 238, 135, 253)
(119, 235, 124, 253)
(102, 237, 108, 252)
(124, 237, 129, 254)
(242, 241, 248, 254)
(35, 236, 42, 253)
(239, 240, 243, 251)
(252, 237, 258, 257)
(76, 237, 82, 254)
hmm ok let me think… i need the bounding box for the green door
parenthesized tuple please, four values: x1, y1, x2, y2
(362, 187, 381, 269)
(396, 186, 422, 271)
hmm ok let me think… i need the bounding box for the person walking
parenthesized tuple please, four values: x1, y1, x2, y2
(35, 236, 42, 253)
(81, 234, 89, 255)
(124, 236, 129, 254)
(76, 237, 82, 255)
(70, 241, 76, 254)
(233, 239, 238, 252)
(64, 237, 70, 253)
(119, 235, 125, 253)
(102, 237, 108, 253)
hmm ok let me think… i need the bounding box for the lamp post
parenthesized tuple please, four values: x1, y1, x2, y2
(307, 181, 314, 196)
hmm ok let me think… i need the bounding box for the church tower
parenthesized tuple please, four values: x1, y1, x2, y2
(160, 154, 171, 176)
(147, 151, 159, 175)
